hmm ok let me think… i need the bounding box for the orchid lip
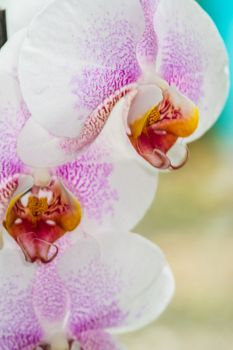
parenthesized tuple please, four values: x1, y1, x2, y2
(17, 232, 59, 264)
(3, 177, 82, 263)
(127, 79, 199, 170)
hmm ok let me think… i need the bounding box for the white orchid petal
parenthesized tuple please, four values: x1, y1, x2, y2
(0, 246, 43, 348)
(154, 0, 229, 141)
(13, 174, 34, 197)
(5, 0, 52, 37)
(0, 29, 69, 170)
(17, 118, 75, 168)
(78, 331, 125, 350)
(18, 0, 145, 138)
(32, 257, 70, 336)
(127, 84, 163, 126)
(137, 0, 160, 67)
(57, 100, 157, 232)
(0, 29, 29, 182)
(58, 232, 174, 335)
(82, 88, 162, 174)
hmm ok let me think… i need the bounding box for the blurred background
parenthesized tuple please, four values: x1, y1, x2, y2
(123, 0, 233, 349)
(0, 0, 232, 349)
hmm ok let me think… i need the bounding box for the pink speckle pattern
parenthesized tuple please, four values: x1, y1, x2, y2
(33, 237, 70, 323)
(71, 16, 141, 115)
(56, 149, 118, 223)
(137, 0, 160, 65)
(0, 270, 42, 349)
(61, 85, 135, 153)
(78, 331, 121, 350)
(0, 100, 30, 183)
(64, 258, 127, 337)
(159, 29, 204, 104)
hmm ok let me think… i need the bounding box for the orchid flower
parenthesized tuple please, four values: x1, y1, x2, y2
(0, 230, 174, 350)
(0, 31, 157, 263)
(11, 0, 229, 171)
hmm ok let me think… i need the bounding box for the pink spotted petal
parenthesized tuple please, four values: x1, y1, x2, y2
(18, 0, 145, 138)
(58, 232, 174, 336)
(0, 29, 30, 182)
(61, 85, 136, 154)
(17, 86, 137, 168)
(137, 0, 160, 67)
(56, 127, 157, 232)
(0, 247, 43, 349)
(154, 0, 229, 141)
(32, 237, 71, 337)
(78, 331, 125, 350)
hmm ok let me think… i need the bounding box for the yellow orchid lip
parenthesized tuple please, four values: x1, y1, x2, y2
(130, 104, 161, 139)
(152, 106, 199, 137)
(130, 95, 199, 140)
(127, 86, 199, 170)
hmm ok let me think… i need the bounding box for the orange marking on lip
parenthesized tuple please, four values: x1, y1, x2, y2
(128, 88, 199, 169)
(4, 179, 82, 263)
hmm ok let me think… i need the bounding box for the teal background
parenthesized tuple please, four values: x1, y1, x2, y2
(198, 0, 233, 139)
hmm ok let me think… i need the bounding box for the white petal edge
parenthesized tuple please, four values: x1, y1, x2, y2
(154, 0, 229, 142)
(17, 118, 75, 168)
(18, 0, 145, 137)
(0, 245, 43, 348)
(5, 0, 53, 37)
(58, 231, 175, 334)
